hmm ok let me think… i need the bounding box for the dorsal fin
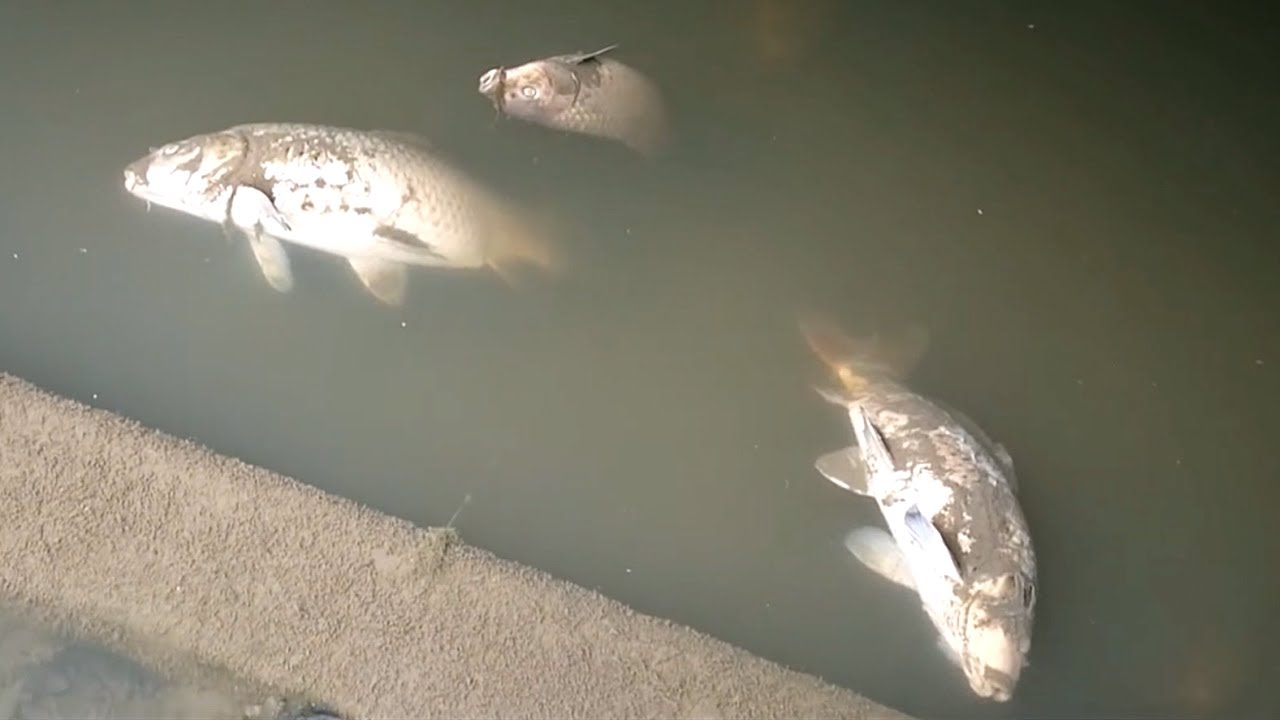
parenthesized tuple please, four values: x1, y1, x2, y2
(566, 44, 619, 64)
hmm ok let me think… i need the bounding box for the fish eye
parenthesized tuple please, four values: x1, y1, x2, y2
(520, 85, 538, 99)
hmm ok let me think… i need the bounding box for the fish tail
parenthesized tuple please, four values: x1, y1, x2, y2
(486, 202, 567, 285)
(798, 311, 931, 394)
(627, 78, 671, 160)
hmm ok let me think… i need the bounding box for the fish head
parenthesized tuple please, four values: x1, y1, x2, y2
(122, 130, 246, 223)
(957, 570, 1036, 702)
(479, 61, 578, 122)
(477, 67, 506, 102)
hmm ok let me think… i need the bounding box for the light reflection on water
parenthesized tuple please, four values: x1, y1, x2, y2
(0, 1, 1276, 718)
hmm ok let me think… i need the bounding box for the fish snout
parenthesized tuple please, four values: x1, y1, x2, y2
(978, 666, 1018, 702)
(122, 155, 154, 194)
(122, 166, 142, 193)
(477, 67, 504, 97)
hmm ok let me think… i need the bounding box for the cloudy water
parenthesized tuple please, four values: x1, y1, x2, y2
(1, 1, 1277, 718)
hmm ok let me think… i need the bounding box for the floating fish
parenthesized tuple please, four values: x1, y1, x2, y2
(122, 123, 560, 304)
(478, 45, 668, 157)
(802, 315, 1037, 702)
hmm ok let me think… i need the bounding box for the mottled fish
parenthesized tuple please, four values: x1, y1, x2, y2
(800, 316, 1037, 702)
(478, 45, 668, 157)
(122, 122, 560, 305)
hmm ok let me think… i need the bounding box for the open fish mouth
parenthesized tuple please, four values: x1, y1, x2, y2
(122, 167, 143, 193)
(477, 68, 505, 100)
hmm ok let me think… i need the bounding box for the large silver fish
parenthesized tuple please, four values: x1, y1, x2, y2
(800, 316, 1038, 703)
(477, 45, 668, 157)
(122, 123, 560, 305)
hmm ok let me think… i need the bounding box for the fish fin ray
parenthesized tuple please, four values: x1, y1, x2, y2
(844, 527, 916, 591)
(347, 256, 408, 306)
(568, 44, 620, 64)
(814, 447, 870, 495)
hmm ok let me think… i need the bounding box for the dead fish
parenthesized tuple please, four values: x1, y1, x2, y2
(801, 315, 1038, 703)
(478, 45, 668, 157)
(122, 123, 560, 305)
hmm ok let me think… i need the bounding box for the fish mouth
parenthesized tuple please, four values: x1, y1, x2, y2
(974, 667, 1017, 702)
(121, 154, 155, 195)
(122, 166, 145, 195)
(477, 67, 504, 101)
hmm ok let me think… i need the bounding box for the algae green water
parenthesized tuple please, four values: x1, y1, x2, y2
(1, 2, 1276, 717)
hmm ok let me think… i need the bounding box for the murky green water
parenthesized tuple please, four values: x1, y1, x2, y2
(1, 2, 1276, 718)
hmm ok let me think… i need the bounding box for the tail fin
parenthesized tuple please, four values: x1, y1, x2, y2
(487, 201, 568, 288)
(798, 311, 930, 394)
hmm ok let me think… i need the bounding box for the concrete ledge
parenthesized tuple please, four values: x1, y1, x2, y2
(0, 372, 911, 720)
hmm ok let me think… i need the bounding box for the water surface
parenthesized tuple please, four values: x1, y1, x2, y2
(1, 2, 1276, 718)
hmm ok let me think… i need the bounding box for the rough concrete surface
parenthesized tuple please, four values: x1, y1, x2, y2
(0, 372, 912, 720)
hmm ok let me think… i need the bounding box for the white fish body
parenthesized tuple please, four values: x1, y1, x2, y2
(123, 123, 558, 304)
(804, 319, 1037, 702)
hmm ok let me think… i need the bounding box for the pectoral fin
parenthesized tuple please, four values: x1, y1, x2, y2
(844, 527, 916, 591)
(227, 185, 295, 293)
(348, 256, 408, 306)
(903, 506, 962, 583)
(815, 446, 869, 495)
(228, 185, 292, 237)
(246, 231, 295, 293)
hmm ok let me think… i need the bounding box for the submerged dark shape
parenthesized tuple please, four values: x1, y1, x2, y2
(478, 45, 669, 157)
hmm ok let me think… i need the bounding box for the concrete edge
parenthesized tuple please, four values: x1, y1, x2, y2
(0, 372, 912, 720)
